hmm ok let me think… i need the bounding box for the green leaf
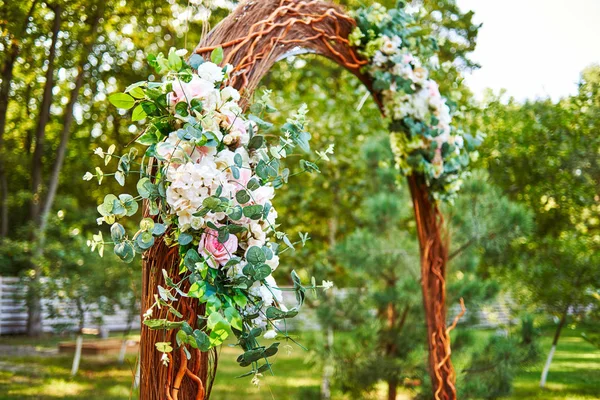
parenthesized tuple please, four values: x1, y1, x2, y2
(253, 264, 271, 281)
(243, 205, 263, 220)
(131, 104, 147, 121)
(175, 101, 189, 117)
(143, 319, 184, 330)
(211, 47, 224, 64)
(236, 190, 250, 204)
(152, 223, 167, 236)
(249, 115, 273, 131)
(236, 348, 265, 367)
(247, 135, 264, 150)
(263, 342, 279, 358)
(246, 246, 266, 265)
(176, 330, 187, 346)
(114, 241, 135, 263)
(300, 159, 320, 174)
(247, 178, 260, 191)
(155, 342, 173, 353)
(226, 224, 246, 234)
(265, 307, 299, 320)
(193, 329, 211, 351)
(114, 170, 125, 186)
(108, 93, 135, 110)
(140, 218, 155, 232)
(225, 307, 243, 331)
(231, 165, 240, 179)
(229, 205, 243, 220)
(137, 177, 156, 199)
(233, 153, 243, 167)
(136, 232, 155, 250)
(190, 98, 203, 113)
(129, 86, 145, 99)
(181, 322, 193, 335)
(188, 54, 204, 70)
(119, 194, 139, 216)
(217, 230, 230, 244)
(202, 196, 221, 210)
(233, 293, 247, 308)
(184, 248, 202, 269)
(168, 49, 183, 71)
(178, 232, 193, 245)
(110, 223, 125, 242)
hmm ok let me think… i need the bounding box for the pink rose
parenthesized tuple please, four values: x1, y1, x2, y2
(199, 228, 238, 268)
(170, 76, 214, 106)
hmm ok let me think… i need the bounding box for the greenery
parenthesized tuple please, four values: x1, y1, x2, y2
(0, 0, 598, 398)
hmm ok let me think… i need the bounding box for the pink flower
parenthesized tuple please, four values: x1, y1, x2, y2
(199, 228, 238, 268)
(169, 76, 215, 106)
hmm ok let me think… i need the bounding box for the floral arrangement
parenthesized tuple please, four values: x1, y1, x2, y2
(349, 2, 482, 201)
(85, 48, 332, 378)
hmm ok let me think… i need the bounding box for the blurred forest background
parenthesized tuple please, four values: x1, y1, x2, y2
(0, 0, 598, 399)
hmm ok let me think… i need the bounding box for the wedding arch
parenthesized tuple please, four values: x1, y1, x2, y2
(85, 1, 477, 399)
(138, 1, 464, 399)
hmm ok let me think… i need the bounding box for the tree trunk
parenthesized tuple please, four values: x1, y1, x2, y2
(30, 4, 61, 224)
(28, 1, 104, 338)
(0, 0, 40, 238)
(321, 216, 338, 400)
(26, 6, 62, 336)
(540, 309, 568, 388)
(385, 278, 399, 400)
(40, 1, 105, 228)
(388, 378, 398, 400)
(140, 242, 213, 400)
(408, 175, 456, 400)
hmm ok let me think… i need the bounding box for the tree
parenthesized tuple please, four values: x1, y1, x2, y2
(0, 0, 233, 335)
(476, 65, 600, 387)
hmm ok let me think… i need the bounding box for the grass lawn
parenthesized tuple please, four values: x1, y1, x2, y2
(506, 326, 600, 400)
(0, 327, 598, 399)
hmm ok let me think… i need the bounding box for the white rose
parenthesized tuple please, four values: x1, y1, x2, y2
(190, 216, 205, 230)
(221, 86, 240, 102)
(197, 62, 225, 84)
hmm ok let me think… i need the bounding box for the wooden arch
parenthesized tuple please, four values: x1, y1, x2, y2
(140, 1, 460, 399)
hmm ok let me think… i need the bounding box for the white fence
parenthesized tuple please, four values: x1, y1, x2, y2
(0, 277, 139, 335)
(0, 277, 514, 336)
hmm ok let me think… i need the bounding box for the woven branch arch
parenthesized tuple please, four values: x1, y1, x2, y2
(140, 1, 463, 399)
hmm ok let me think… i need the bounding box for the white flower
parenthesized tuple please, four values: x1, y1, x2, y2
(175, 48, 188, 57)
(156, 131, 216, 165)
(454, 135, 464, 149)
(143, 308, 153, 320)
(83, 172, 94, 181)
(322, 280, 334, 291)
(263, 329, 277, 339)
(251, 373, 262, 387)
(373, 51, 387, 66)
(265, 254, 280, 271)
(221, 86, 240, 102)
(190, 216, 205, 230)
(165, 158, 233, 229)
(161, 352, 169, 366)
(381, 35, 399, 55)
(197, 62, 224, 84)
(94, 147, 104, 158)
